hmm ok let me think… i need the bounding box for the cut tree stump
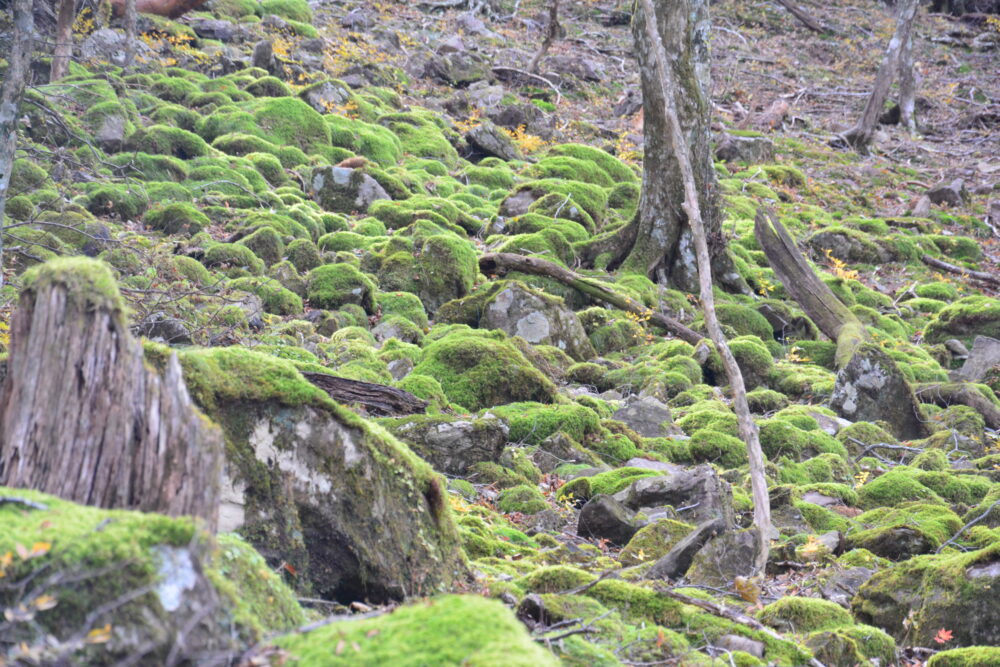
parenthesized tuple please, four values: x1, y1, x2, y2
(0, 258, 222, 529)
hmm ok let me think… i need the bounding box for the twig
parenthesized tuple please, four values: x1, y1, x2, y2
(936, 500, 1000, 553)
(491, 66, 562, 105)
(850, 438, 923, 462)
(0, 496, 49, 510)
(556, 567, 620, 596)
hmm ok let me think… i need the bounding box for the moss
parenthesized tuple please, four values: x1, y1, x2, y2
(318, 231, 375, 252)
(757, 596, 853, 633)
(276, 594, 556, 666)
(619, 519, 695, 566)
(517, 566, 596, 593)
(284, 238, 322, 273)
(127, 124, 211, 159)
(836, 421, 897, 454)
(545, 144, 637, 184)
(805, 624, 896, 666)
(490, 402, 602, 446)
(857, 468, 943, 510)
(849, 503, 962, 553)
(706, 336, 775, 387)
(746, 388, 789, 413)
(379, 111, 459, 167)
(924, 296, 1000, 343)
(915, 281, 958, 301)
(928, 647, 1000, 666)
(86, 183, 150, 221)
(251, 97, 330, 155)
(238, 227, 285, 267)
(204, 243, 265, 276)
(326, 115, 403, 167)
(9, 158, 50, 192)
(230, 277, 303, 315)
(377, 291, 429, 328)
(558, 467, 661, 503)
(687, 429, 748, 468)
(306, 263, 377, 313)
(22, 256, 124, 317)
(412, 331, 557, 411)
(145, 202, 209, 236)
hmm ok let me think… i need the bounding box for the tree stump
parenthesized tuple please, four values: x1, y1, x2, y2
(0, 258, 222, 529)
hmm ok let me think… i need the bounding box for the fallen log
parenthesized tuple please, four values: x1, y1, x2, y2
(920, 254, 1000, 288)
(302, 372, 428, 416)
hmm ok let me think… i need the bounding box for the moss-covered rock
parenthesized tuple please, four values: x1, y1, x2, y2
(757, 596, 854, 633)
(306, 263, 377, 313)
(927, 647, 1000, 666)
(924, 296, 1000, 343)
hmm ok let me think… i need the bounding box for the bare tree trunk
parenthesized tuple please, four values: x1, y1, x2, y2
(50, 0, 77, 82)
(527, 0, 560, 74)
(615, 0, 747, 295)
(843, 0, 919, 152)
(637, 0, 772, 573)
(898, 21, 918, 134)
(0, 0, 35, 288)
(0, 258, 223, 529)
(124, 0, 139, 68)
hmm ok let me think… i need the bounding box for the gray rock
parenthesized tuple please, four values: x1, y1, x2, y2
(456, 12, 496, 37)
(499, 189, 540, 217)
(715, 133, 775, 164)
(424, 52, 491, 86)
(384, 414, 509, 475)
(80, 28, 151, 66)
(387, 357, 414, 381)
(438, 35, 466, 54)
(372, 318, 422, 344)
(950, 336, 1000, 382)
(532, 432, 601, 473)
(478, 283, 595, 361)
(927, 178, 968, 207)
(622, 457, 685, 473)
(95, 114, 128, 152)
(465, 121, 523, 162)
(686, 527, 762, 586)
(713, 634, 765, 659)
(577, 494, 641, 544)
(544, 56, 603, 82)
(820, 566, 875, 608)
(945, 338, 971, 358)
(191, 18, 238, 42)
(489, 103, 556, 140)
(618, 464, 735, 526)
(134, 311, 192, 345)
(910, 194, 932, 217)
(300, 80, 353, 114)
(311, 166, 389, 214)
(646, 518, 727, 580)
(612, 396, 677, 438)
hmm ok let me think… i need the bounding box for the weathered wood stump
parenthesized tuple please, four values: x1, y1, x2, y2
(0, 258, 222, 529)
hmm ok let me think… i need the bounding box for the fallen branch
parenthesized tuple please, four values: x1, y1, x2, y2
(301, 372, 428, 416)
(478, 252, 702, 345)
(937, 500, 1000, 553)
(491, 66, 562, 105)
(850, 438, 924, 463)
(774, 0, 830, 33)
(914, 382, 1000, 430)
(0, 495, 49, 511)
(920, 254, 1000, 287)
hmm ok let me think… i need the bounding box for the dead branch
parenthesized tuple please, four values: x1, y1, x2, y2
(937, 500, 1000, 553)
(491, 66, 563, 105)
(478, 252, 702, 345)
(920, 254, 1000, 287)
(774, 0, 830, 34)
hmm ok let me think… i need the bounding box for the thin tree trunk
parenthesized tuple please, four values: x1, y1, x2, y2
(843, 0, 919, 152)
(638, 0, 772, 573)
(898, 17, 917, 134)
(621, 0, 748, 295)
(527, 0, 559, 74)
(124, 0, 139, 68)
(51, 0, 77, 82)
(0, 259, 223, 528)
(0, 0, 35, 288)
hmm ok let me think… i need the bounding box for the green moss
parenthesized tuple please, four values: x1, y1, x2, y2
(128, 124, 211, 159)
(924, 296, 1000, 343)
(558, 467, 661, 503)
(490, 402, 602, 446)
(915, 281, 958, 301)
(757, 596, 853, 633)
(259, 0, 312, 21)
(204, 243, 265, 276)
(746, 388, 789, 413)
(252, 97, 330, 155)
(326, 114, 403, 167)
(238, 227, 285, 267)
(619, 519, 694, 566)
(850, 503, 962, 553)
(86, 183, 150, 221)
(805, 624, 896, 666)
(377, 291, 429, 328)
(276, 594, 556, 666)
(687, 429, 748, 468)
(306, 263, 377, 313)
(517, 566, 596, 593)
(379, 111, 459, 167)
(545, 144, 637, 184)
(412, 331, 557, 411)
(230, 277, 303, 315)
(9, 158, 50, 192)
(857, 468, 943, 510)
(22, 257, 124, 317)
(145, 202, 209, 236)
(928, 647, 1000, 666)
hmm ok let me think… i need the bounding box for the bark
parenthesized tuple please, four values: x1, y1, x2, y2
(301, 372, 429, 416)
(637, 0, 772, 572)
(50, 0, 77, 81)
(914, 383, 1000, 430)
(920, 254, 1000, 287)
(614, 0, 746, 294)
(479, 252, 703, 345)
(124, 0, 138, 69)
(843, 0, 919, 152)
(0, 261, 223, 529)
(897, 15, 918, 134)
(0, 0, 35, 288)
(527, 0, 559, 74)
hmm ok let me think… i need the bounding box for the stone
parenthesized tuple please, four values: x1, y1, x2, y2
(646, 518, 727, 580)
(134, 311, 193, 345)
(544, 56, 603, 82)
(300, 80, 352, 114)
(611, 396, 677, 438)
(478, 283, 595, 361)
(372, 318, 422, 345)
(927, 178, 969, 207)
(577, 494, 641, 545)
(424, 52, 491, 86)
(622, 457, 685, 473)
(489, 103, 556, 140)
(820, 566, 875, 608)
(341, 7, 374, 29)
(311, 166, 390, 214)
(498, 189, 540, 217)
(438, 35, 466, 54)
(80, 28, 151, 66)
(456, 12, 496, 37)
(910, 194, 932, 217)
(464, 121, 523, 162)
(383, 413, 509, 476)
(191, 18, 238, 41)
(715, 133, 775, 164)
(830, 344, 928, 440)
(618, 464, 735, 526)
(847, 525, 937, 560)
(686, 528, 762, 587)
(945, 338, 971, 359)
(713, 634, 765, 659)
(532, 431, 601, 473)
(950, 336, 1000, 382)
(387, 357, 414, 381)
(95, 114, 128, 152)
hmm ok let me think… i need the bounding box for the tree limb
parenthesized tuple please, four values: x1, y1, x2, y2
(920, 254, 1000, 287)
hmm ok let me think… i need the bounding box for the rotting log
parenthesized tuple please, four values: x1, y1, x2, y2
(302, 372, 428, 416)
(478, 252, 703, 345)
(914, 383, 1000, 430)
(0, 258, 222, 529)
(920, 254, 1000, 287)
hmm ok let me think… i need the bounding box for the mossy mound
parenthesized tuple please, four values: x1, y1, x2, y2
(924, 296, 1000, 343)
(275, 594, 557, 665)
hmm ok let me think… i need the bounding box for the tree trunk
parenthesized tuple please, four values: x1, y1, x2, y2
(0, 258, 223, 529)
(612, 0, 746, 294)
(124, 0, 139, 68)
(637, 0, 772, 573)
(843, 0, 919, 152)
(0, 0, 35, 288)
(527, 0, 560, 74)
(50, 0, 77, 82)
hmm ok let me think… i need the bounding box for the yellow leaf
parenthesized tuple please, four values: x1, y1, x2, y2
(85, 624, 112, 644)
(32, 594, 58, 611)
(734, 576, 761, 604)
(29, 542, 51, 558)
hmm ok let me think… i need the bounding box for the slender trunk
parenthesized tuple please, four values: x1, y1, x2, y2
(0, 0, 36, 287)
(124, 0, 138, 68)
(527, 0, 560, 74)
(637, 0, 772, 573)
(51, 0, 77, 82)
(844, 0, 919, 152)
(898, 20, 917, 134)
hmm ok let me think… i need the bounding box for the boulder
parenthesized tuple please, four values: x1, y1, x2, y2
(829, 344, 929, 440)
(617, 464, 735, 526)
(927, 178, 968, 207)
(577, 494, 641, 545)
(950, 336, 1000, 382)
(612, 396, 679, 438)
(134, 310, 193, 345)
(465, 121, 523, 162)
(477, 283, 595, 361)
(382, 413, 509, 475)
(715, 133, 775, 164)
(300, 80, 353, 114)
(191, 18, 238, 41)
(819, 566, 876, 608)
(686, 527, 762, 586)
(311, 166, 389, 214)
(80, 28, 151, 66)
(179, 347, 466, 604)
(489, 103, 556, 140)
(645, 518, 727, 580)
(424, 52, 491, 86)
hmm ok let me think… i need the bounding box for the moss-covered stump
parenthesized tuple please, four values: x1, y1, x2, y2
(0, 488, 303, 664)
(172, 346, 467, 603)
(852, 542, 1000, 646)
(275, 594, 558, 666)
